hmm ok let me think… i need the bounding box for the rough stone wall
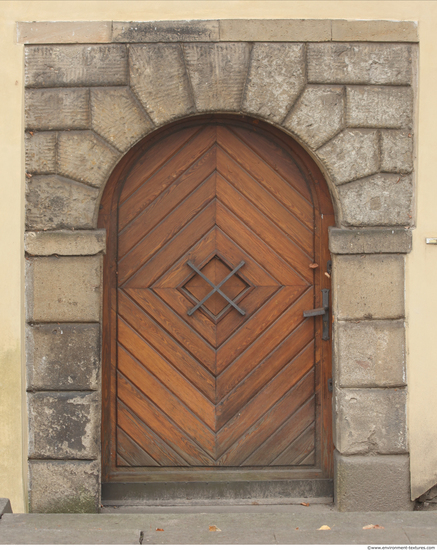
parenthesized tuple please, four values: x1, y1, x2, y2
(23, 19, 416, 512)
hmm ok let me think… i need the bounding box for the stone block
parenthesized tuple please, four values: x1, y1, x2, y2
(317, 129, 379, 185)
(242, 43, 305, 123)
(219, 19, 331, 41)
(25, 88, 90, 131)
(329, 227, 412, 255)
(26, 256, 101, 323)
(25, 45, 128, 88)
(334, 254, 404, 320)
(25, 229, 106, 256)
(25, 175, 99, 231)
(0, 499, 12, 515)
(332, 20, 419, 42)
(284, 85, 345, 149)
(184, 43, 250, 112)
(381, 130, 414, 173)
(346, 86, 413, 129)
(28, 392, 99, 459)
(29, 460, 99, 513)
(91, 88, 153, 153)
(336, 320, 406, 388)
(113, 20, 219, 42)
(26, 323, 100, 391)
(57, 131, 121, 188)
(334, 452, 413, 511)
(17, 21, 112, 44)
(334, 388, 407, 454)
(308, 43, 412, 85)
(25, 132, 56, 174)
(130, 44, 194, 125)
(338, 174, 413, 227)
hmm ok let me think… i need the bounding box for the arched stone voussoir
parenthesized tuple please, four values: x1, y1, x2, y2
(316, 129, 379, 186)
(242, 43, 305, 124)
(130, 44, 195, 126)
(58, 130, 122, 189)
(183, 43, 250, 112)
(91, 87, 154, 153)
(283, 85, 345, 151)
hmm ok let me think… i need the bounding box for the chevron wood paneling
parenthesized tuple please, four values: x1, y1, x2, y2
(105, 120, 333, 473)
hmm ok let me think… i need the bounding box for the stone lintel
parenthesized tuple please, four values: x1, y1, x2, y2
(17, 21, 112, 44)
(329, 227, 412, 255)
(17, 19, 419, 44)
(25, 230, 106, 256)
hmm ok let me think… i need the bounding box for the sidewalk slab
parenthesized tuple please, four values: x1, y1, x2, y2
(0, 506, 436, 545)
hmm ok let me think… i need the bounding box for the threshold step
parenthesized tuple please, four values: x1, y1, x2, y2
(102, 479, 333, 507)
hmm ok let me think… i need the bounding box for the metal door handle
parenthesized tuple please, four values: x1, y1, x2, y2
(303, 288, 330, 341)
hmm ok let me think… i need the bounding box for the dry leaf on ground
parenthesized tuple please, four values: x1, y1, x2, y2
(300, 502, 310, 507)
(156, 528, 164, 532)
(209, 525, 221, 532)
(363, 524, 384, 530)
(317, 525, 331, 530)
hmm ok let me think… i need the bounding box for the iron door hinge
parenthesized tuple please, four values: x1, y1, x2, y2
(328, 378, 333, 392)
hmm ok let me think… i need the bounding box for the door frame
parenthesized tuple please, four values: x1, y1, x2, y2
(98, 114, 335, 484)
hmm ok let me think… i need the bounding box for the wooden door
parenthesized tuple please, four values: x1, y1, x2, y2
(99, 117, 334, 482)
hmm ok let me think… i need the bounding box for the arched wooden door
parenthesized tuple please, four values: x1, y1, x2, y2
(99, 116, 334, 485)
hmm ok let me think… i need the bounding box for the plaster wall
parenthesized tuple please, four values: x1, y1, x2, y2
(1, 1, 436, 512)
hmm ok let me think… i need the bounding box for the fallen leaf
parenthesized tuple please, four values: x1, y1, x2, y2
(209, 525, 221, 532)
(295, 528, 299, 530)
(156, 528, 164, 532)
(363, 524, 384, 530)
(300, 502, 310, 507)
(29, 131, 34, 136)
(251, 501, 259, 505)
(318, 525, 331, 531)
(309, 263, 319, 269)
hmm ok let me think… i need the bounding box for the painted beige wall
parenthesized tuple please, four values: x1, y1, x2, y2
(1, 0, 436, 511)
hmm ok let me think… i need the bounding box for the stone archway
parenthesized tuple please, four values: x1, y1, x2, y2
(24, 23, 414, 512)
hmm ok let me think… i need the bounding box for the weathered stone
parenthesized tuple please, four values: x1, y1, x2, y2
(25, 45, 128, 87)
(336, 320, 406, 388)
(130, 44, 194, 125)
(347, 86, 413, 129)
(25, 229, 106, 256)
(219, 19, 331, 41)
(242, 43, 305, 123)
(317, 130, 379, 185)
(338, 174, 413, 227)
(184, 43, 250, 112)
(25, 256, 101, 323)
(17, 21, 112, 44)
(334, 255, 404, 320)
(113, 20, 219, 42)
(25, 132, 56, 174)
(332, 20, 419, 43)
(329, 227, 412, 255)
(26, 175, 99, 231)
(26, 323, 100, 391)
(308, 43, 412, 85)
(58, 131, 120, 188)
(91, 88, 153, 152)
(334, 388, 407, 454)
(29, 460, 99, 513)
(0, 499, 12, 516)
(284, 85, 345, 149)
(28, 392, 99, 459)
(335, 452, 413, 511)
(25, 88, 90, 131)
(381, 130, 414, 173)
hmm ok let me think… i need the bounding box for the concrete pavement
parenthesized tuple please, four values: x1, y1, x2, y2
(1, 502, 437, 545)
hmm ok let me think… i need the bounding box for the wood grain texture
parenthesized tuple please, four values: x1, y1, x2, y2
(98, 117, 334, 479)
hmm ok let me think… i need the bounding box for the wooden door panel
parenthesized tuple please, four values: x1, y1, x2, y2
(100, 118, 333, 479)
